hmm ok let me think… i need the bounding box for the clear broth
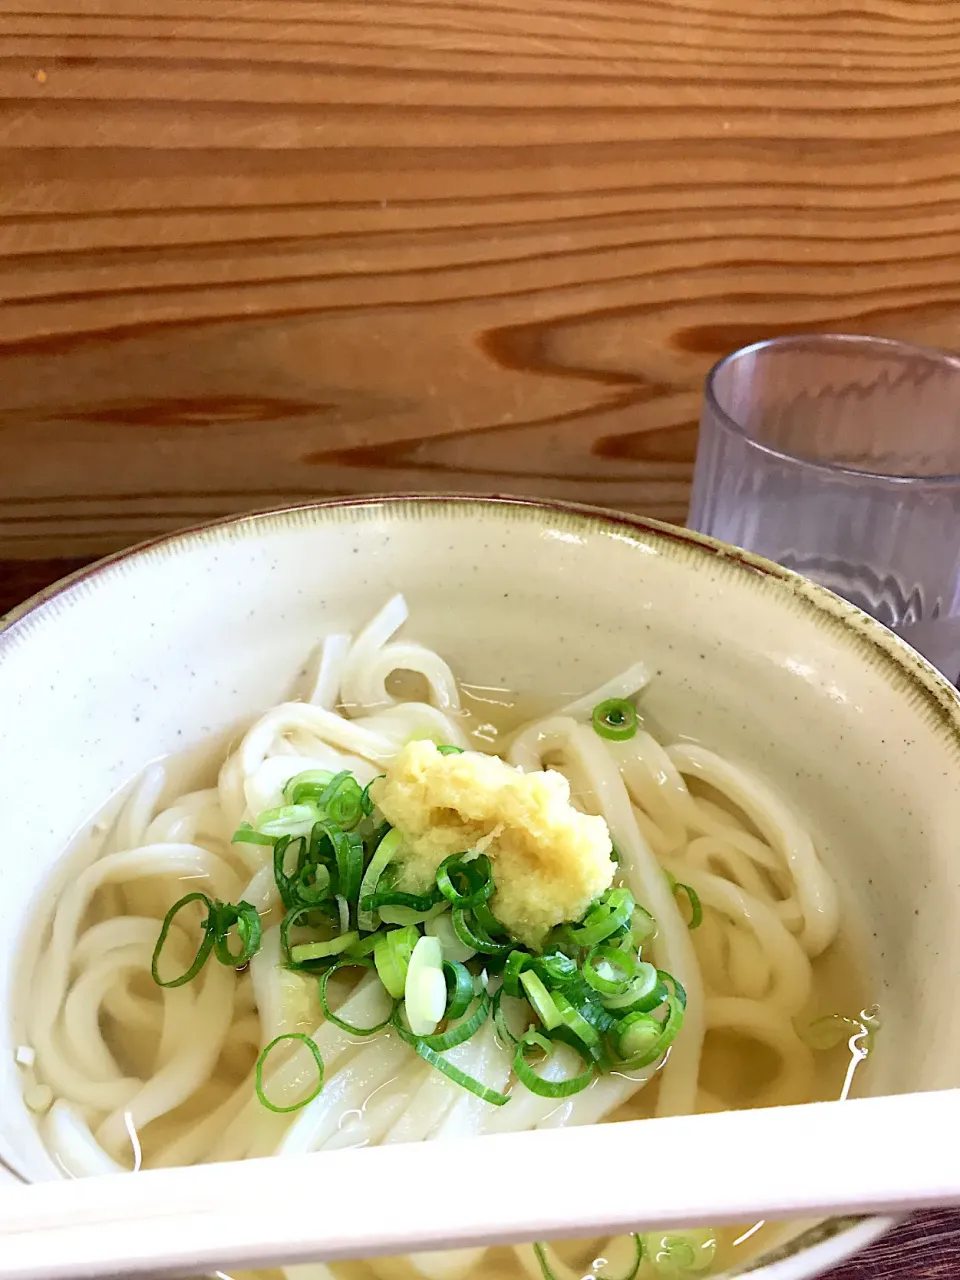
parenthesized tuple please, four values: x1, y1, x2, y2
(17, 685, 876, 1280)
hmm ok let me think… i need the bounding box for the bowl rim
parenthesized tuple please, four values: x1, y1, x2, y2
(3, 491, 953, 1277)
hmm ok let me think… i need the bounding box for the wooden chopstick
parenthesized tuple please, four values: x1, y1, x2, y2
(0, 1089, 958, 1280)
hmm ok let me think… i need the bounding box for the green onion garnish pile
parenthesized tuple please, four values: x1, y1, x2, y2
(152, 718, 698, 1115)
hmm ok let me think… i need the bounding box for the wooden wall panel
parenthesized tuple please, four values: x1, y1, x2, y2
(0, 0, 959, 566)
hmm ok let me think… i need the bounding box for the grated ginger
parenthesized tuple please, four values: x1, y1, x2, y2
(369, 740, 615, 949)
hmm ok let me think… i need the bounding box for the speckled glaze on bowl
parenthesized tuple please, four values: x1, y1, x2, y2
(1, 495, 959, 1280)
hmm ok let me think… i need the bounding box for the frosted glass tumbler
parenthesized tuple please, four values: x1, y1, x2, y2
(689, 335, 960, 681)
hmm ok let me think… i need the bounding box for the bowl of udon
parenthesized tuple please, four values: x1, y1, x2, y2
(0, 495, 957, 1280)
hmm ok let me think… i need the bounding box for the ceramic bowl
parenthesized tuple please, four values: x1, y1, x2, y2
(1, 495, 959, 1279)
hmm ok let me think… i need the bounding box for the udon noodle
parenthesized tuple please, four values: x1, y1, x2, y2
(15, 596, 874, 1280)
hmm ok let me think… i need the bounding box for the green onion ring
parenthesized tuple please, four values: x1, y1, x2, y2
(436, 745, 465, 755)
(255, 1033, 324, 1114)
(612, 972, 687, 1069)
(284, 768, 337, 805)
(151, 892, 216, 988)
(273, 834, 308, 910)
(566, 888, 634, 947)
(630, 904, 657, 945)
(671, 878, 703, 931)
(232, 822, 276, 846)
(210, 900, 263, 968)
(583, 943, 637, 996)
(329, 824, 364, 907)
(291, 932, 359, 964)
(591, 698, 638, 742)
(443, 960, 475, 1020)
(397, 991, 490, 1053)
(531, 951, 579, 988)
(605, 1236, 644, 1280)
(280, 902, 337, 969)
(360, 776, 385, 817)
(514, 1029, 593, 1098)
(600, 963, 664, 1012)
(361, 888, 441, 913)
(374, 925, 419, 999)
(492, 988, 523, 1045)
(324, 775, 364, 829)
(502, 949, 532, 997)
(357, 828, 402, 933)
(615, 1010, 662, 1059)
(552, 992, 601, 1048)
(318, 959, 396, 1036)
(520, 970, 562, 1031)
(409, 1036, 509, 1105)
(435, 854, 495, 910)
(532, 1237, 643, 1280)
(451, 907, 512, 956)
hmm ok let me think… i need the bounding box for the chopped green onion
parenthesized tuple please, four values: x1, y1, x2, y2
(533, 1236, 643, 1280)
(315, 771, 364, 828)
(552, 992, 601, 1048)
(425, 909, 477, 962)
(669, 876, 703, 930)
(644, 1230, 716, 1274)
(361, 888, 441, 913)
(290, 932, 359, 964)
(592, 698, 638, 742)
(566, 887, 634, 947)
(374, 925, 419, 999)
(345, 932, 381, 959)
(294, 860, 331, 906)
(514, 1030, 593, 1098)
(436, 745, 465, 755)
(436, 853, 494, 910)
(583, 944, 636, 996)
(255, 1033, 324, 1114)
(357, 828, 402, 933)
(280, 902, 334, 969)
(520, 970, 562, 1031)
(416, 991, 490, 1052)
(600, 962, 663, 1011)
(404, 935, 446, 1036)
(327, 824, 364, 908)
(232, 822, 276, 846)
(360, 776, 385, 817)
(492, 988, 528, 1045)
(443, 960, 475, 1020)
(502, 949, 532, 998)
(210, 900, 263, 968)
(378, 901, 447, 927)
(630, 904, 657, 944)
(451, 907, 512, 956)
(616, 1010, 662, 1059)
(613, 972, 686, 1069)
(408, 1036, 509, 1105)
(472, 898, 509, 940)
(256, 803, 319, 837)
(283, 769, 335, 804)
(532, 951, 579, 988)
(318, 960, 396, 1036)
(151, 892, 215, 988)
(273, 835, 307, 911)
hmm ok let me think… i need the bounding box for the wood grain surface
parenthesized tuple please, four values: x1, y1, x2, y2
(2, 4, 960, 1267)
(2, 0, 960, 559)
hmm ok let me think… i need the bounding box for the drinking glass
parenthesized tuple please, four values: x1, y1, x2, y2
(688, 334, 960, 681)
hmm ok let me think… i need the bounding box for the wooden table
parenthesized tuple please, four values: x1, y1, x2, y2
(2, 0, 959, 1272)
